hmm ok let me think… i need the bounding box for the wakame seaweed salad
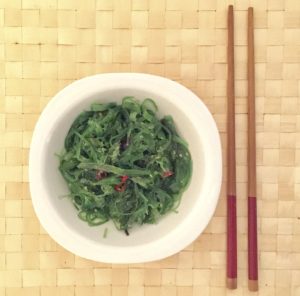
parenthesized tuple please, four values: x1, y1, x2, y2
(58, 97, 192, 235)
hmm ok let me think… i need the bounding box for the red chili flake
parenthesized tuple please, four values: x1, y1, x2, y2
(162, 170, 174, 178)
(95, 170, 107, 181)
(114, 176, 129, 192)
(121, 175, 129, 183)
(114, 183, 126, 192)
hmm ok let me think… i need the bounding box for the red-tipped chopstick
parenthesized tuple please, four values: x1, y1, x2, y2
(226, 5, 237, 290)
(247, 7, 258, 292)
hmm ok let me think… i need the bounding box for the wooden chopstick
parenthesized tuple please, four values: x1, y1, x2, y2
(247, 7, 258, 292)
(226, 4, 237, 290)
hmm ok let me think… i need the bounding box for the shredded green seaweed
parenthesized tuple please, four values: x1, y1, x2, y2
(58, 97, 192, 235)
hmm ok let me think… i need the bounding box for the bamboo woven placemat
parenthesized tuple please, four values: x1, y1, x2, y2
(0, 0, 300, 295)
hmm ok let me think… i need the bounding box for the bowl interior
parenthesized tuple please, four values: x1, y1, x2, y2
(41, 87, 206, 247)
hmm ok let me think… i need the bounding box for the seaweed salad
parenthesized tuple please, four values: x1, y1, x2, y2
(58, 97, 192, 235)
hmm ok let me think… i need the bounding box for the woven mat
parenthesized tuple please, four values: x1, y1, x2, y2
(1, 0, 300, 295)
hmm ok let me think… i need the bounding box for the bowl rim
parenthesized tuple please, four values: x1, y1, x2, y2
(29, 73, 222, 263)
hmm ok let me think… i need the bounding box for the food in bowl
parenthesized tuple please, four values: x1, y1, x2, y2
(29, 73, 222, 263)
(58, 97, 192, 235)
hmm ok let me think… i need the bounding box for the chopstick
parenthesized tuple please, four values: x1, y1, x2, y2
(247, 7, 258, 292)
(226, 5, 237, 290)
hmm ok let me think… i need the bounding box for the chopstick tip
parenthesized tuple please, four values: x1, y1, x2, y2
(227, 278, 237, 289)
(248, 280, 258, 291)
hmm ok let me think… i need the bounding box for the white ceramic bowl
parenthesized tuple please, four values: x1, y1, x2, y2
(29, 73, 222, 263)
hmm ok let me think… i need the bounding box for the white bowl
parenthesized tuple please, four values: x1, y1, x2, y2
(29, 73, 222, 263)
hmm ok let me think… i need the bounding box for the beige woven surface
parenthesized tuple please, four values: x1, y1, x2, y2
(0, 0, 300, 295)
